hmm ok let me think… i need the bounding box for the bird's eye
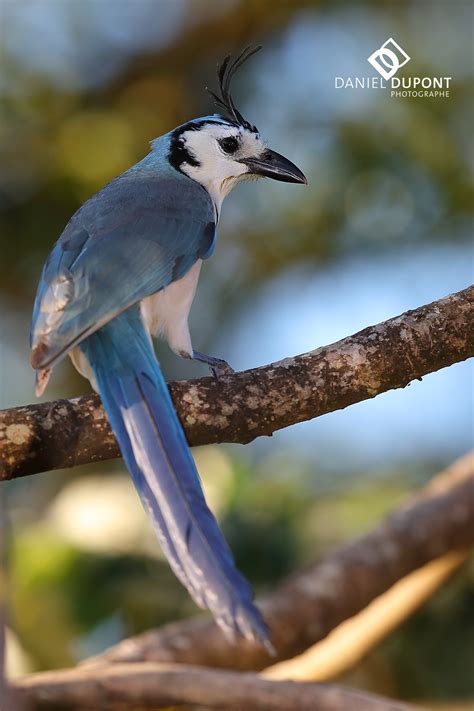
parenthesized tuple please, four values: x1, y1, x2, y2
(219, 136, 239, 154)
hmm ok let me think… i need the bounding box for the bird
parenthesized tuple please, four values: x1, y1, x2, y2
(30, 46, 307, 650)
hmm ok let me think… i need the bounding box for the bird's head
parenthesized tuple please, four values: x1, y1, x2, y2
(163, 47, 307, 209)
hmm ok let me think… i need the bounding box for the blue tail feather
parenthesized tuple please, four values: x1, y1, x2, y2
(80, 307, 270, 646)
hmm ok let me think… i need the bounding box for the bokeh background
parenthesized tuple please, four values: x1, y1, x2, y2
(1, 0, 473, 705)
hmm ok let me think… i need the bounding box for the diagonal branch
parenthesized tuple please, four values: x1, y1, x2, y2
(1, 286, 473, 480)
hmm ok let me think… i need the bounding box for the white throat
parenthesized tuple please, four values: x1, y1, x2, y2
(177, 123, 266, 215)
(183, 167, 245, 216)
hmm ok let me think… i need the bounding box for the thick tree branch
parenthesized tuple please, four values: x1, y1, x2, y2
(1, 286, 472, 480)
(13, 661, 417, 710)
(86, 453, 474, 671)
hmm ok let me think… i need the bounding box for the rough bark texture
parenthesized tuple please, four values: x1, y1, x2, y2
(87, 453, 474, 671)
(1, 286, 473, 480)
(13, 661, 416, 711)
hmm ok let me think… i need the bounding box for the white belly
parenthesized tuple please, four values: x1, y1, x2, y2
(140, 259, 202, 357)
(68, 261, 202, 386)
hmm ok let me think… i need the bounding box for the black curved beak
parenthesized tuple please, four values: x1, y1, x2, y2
(240, 149, 307, 184)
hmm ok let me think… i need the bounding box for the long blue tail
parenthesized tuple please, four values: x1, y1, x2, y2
(80, 307, 270, 647)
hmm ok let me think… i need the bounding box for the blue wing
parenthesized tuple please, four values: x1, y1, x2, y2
(31, 163, 216, 370)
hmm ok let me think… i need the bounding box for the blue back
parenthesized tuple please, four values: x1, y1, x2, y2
(31, 138, 216, 369)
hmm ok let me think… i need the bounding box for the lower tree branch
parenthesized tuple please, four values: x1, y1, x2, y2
(86, 452, 474, 671)
(13, 661, 417, 710)
(1, 286, 473, 480)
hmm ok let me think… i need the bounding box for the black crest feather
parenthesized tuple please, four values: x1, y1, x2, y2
(206, 46, 261, 132)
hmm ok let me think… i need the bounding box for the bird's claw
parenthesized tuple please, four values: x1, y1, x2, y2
(191, 351, 235, 379)
(210, 359, 235, 379)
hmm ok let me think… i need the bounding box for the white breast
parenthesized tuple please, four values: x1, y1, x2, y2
(140, 259, 202, 357)
(69, 345, 99, 391)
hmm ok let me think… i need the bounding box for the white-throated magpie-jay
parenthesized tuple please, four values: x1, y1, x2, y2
(31, 47, 306, 649)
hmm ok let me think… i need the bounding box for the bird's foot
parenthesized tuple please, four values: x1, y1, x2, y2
(192, 351, 235, 379)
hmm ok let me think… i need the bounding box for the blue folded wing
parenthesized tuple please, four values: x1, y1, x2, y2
(80, 307, 271, 646)
(31, 163, 216, 369)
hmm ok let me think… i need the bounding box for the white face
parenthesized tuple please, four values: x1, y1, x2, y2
(178, 122, 267, 209)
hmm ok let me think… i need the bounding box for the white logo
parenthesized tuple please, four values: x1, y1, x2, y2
(367, 38, 410, 80)
(335, 38, 450, 99)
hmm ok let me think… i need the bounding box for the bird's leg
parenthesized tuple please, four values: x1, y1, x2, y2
(179, 350, 235, 378)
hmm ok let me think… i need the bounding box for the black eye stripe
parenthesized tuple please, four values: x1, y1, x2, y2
(219, 136, 239, 154)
